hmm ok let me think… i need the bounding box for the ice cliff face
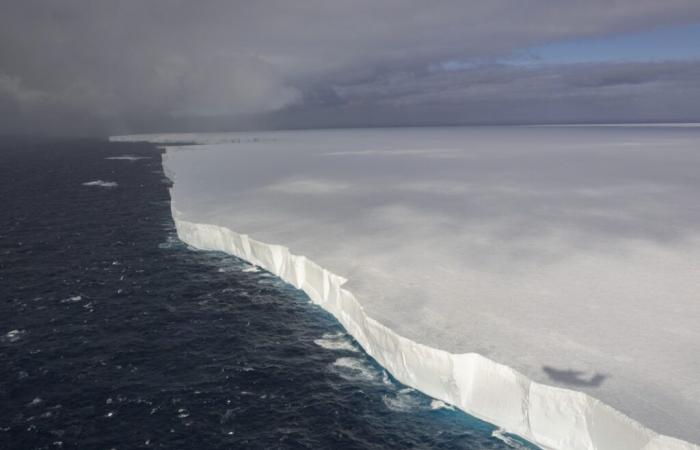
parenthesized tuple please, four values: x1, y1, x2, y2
(170, 216, 696, 450)
(113, 126, 700, 449)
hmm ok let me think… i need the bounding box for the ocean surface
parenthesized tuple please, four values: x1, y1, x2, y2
(0, 138, 537, 449)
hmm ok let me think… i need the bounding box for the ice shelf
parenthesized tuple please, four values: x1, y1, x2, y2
(112, 126, 700, 449)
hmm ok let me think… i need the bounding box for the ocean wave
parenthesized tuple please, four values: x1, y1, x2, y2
(106, 155, 150, 161)
(82, 180, 118, 188)
(314, 332, 359, 352)
(331, 357, 380, 383)
(2, 329, 26, 343)
(60, 295, 83, 303)
(492, 429, 532, 449)
(382, 391, 425, 413)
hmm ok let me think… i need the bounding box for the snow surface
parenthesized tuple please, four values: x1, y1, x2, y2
(112, 126, 700, 448)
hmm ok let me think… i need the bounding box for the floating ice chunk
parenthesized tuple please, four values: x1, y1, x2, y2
(241, 265, 260, 273)
(2, 329, 26, 343)
(430, 399, 455, 411)
(105, 155, 150, 161)
(82, 180, 118, 188)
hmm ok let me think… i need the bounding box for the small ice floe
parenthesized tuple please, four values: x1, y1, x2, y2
(241, 265, 260, 273)
(60, 295, 82, 303)
(82, 180, 118, 188)
(430, 399, 455, 411)
(105, 155, 150, 161)
(314, 332, 359, 353)
(2, 329, 26, 343)
(331, 357, 379, 382)
(382, 391, 424, 413)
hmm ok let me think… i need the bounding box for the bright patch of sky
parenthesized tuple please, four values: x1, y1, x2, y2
(436, 22, 700, 71)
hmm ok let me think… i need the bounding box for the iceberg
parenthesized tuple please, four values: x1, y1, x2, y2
(112, 126, 700, 449)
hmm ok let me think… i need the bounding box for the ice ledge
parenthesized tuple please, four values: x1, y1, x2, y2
(158, 151, 697, 450)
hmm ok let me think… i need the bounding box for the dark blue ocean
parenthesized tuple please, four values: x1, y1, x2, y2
(0, 139, 538, 449)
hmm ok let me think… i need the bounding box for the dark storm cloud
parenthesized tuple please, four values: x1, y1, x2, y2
(243, 60, 700, 129)
(2, 1, 700, 135)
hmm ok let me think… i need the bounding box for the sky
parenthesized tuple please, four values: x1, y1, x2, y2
(1, 1, 700, 136)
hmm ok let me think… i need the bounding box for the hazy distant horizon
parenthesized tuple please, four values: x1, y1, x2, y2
(7, 121, 700, 141)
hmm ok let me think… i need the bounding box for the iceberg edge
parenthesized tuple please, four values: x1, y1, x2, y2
(161, 151, 697, 450)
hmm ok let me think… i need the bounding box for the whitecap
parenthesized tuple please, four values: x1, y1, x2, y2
(314, 332, 359, 352)
(382, 391, 424, 413)
(241, 265, 260, 273)
(331, 357, 379, 382)
(3, 329, 26, 343)
(381, 370, 392, 386)
(491, 429, 531, 449)
(158, 236, 179, 249)
(82, 180, 118, 188)
(60, 295, 82, 303)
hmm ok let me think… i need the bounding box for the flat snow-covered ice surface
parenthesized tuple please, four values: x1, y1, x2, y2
(114, 126, 700, 447)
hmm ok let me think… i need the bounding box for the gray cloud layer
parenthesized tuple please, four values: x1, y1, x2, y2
(2, 1, 700, 135)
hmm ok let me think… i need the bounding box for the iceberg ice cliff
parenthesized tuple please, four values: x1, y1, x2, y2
(113, 126, 700, 449)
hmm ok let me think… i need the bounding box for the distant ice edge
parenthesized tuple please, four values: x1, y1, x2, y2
(161, 153, 696, 450)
